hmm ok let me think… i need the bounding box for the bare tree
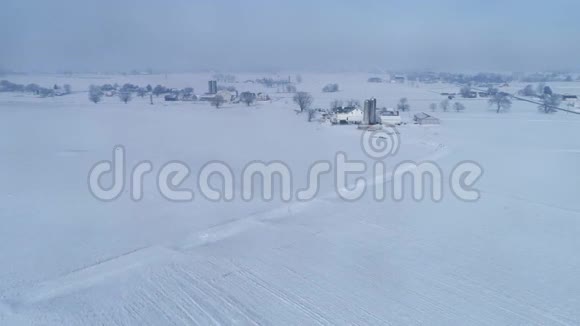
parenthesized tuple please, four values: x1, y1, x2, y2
(293, 92, 313, 112)
(240, 92, 256, 106)
(518, 84, 536, 97)
(149, 93, 153, 105)
(88, 85, 103, 104)
(307, 108, 316, 122)
(295, 74, 302, 83)
(285, 85, 297, 93)
(153, 85, 166, 97)
(454, 102, 466, 112)
(440, 99, 450, 112)
(536, 83, 546, 96)
(488, 93, 512, 113)
(429, 103, 437, 112)
(346, 99, 360, 107)
(119, 91, 132, 104)
(460, 85, 472, 98)
(397, 98, 410, 112)
(137, 87, 147, 97)
(330, 99, 343, 110)
(210, 95, 226, 108)
(538, 94, 561, 113)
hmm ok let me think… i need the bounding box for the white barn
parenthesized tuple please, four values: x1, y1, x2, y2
(380, 109, 402, 126)
(333, 107, 364, 124)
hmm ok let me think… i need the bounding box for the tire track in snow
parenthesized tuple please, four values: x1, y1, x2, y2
(176, 139, 450, 251)
(5, 246, 185, 308)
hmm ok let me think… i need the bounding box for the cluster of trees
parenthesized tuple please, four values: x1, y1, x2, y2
(256, 77, 291, 88)
(0, 80, 71, 97)
(240, 92, 256, 106)
(518, 83, 553, 98)
(397, 72, 513, 84)
(322, 83, 339, 93)
(330, 99, 360, 110)
(88, 83, 198, 104)
(89, 83, 148, 104)
(367, 71, 576, 85)
(397, 98, 410, 112)
(521, 72, 576, 83)
(517, 83, 563, 113)
(430, 99, 466, 113)
(293, 92, 316, 121)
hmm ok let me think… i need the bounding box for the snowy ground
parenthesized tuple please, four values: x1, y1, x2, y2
(1, 73, 579, 325)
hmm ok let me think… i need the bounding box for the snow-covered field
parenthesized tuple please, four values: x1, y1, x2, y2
(1, 73, 579, 325)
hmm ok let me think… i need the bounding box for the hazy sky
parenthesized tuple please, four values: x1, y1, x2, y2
(1, 0, 579, 72)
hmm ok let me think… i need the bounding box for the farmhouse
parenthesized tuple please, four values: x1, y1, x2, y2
(414, 112, 440, 125)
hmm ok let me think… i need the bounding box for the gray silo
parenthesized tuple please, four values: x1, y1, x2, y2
(208, 80, 217, 94)
(364, 98, 378, 125)
(368, 98, 377, 124)
(363, 100, 371, 125)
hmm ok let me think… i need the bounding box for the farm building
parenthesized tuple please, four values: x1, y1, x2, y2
(414, 112, 440, 125)
(380, 109, 402, 126)
(332, 106, 364, 124)
(562, 95, 578, 108)
(164, 94, 179, 101)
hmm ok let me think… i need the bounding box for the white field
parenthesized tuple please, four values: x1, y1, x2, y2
(1, 73, 579, 325)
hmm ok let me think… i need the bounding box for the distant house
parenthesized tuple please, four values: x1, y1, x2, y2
(332, 106, 364, 124)
(414, 112, 440, 125)
(164, 94, 179, 101)
(392, 75, 406, 83)
(463, 91, 478, 99)
(197, 95, 215, 102)
(562, 94, 578, 101)
(367, 77, 383, 83)
(256, 93, 271, 101)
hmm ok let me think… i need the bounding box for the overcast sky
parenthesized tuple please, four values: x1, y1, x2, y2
(1, 0, 579, 73)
